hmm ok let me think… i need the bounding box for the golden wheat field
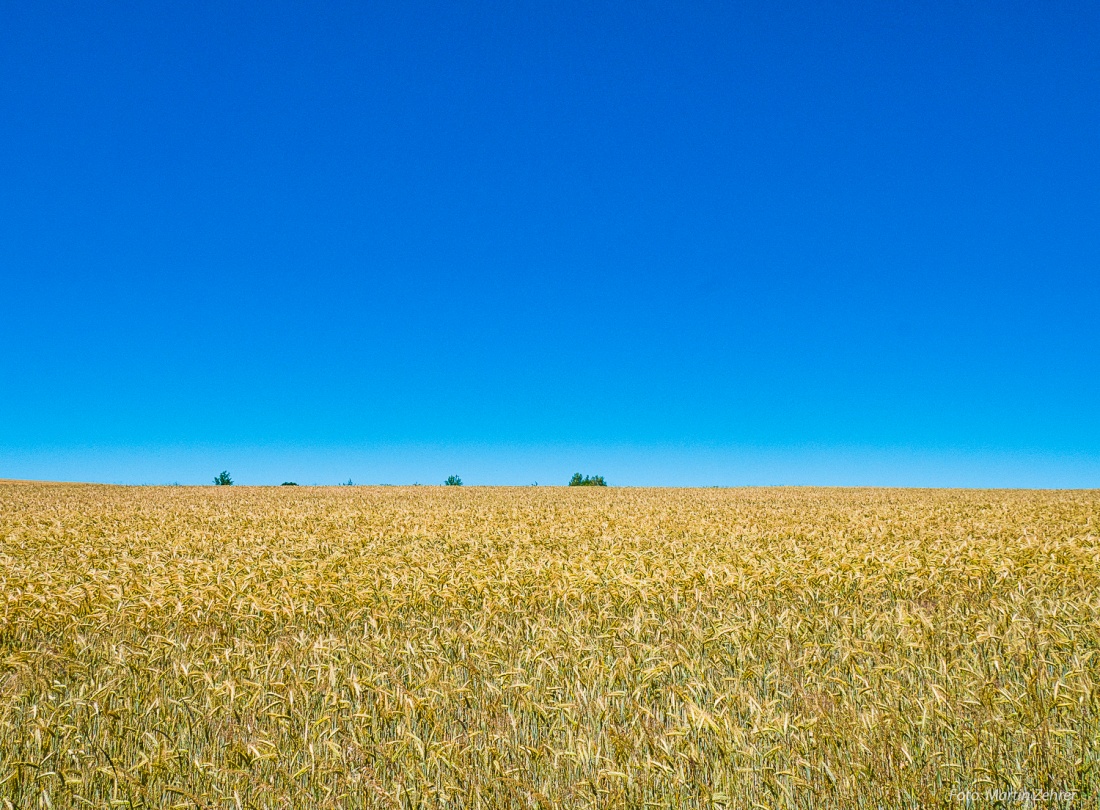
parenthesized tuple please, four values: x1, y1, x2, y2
(1, 483, 1098, 809)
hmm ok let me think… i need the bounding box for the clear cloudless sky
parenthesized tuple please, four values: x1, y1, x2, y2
(2, 1, 1098, 486)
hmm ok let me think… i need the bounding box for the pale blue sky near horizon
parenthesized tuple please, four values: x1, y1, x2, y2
(2, 1, 1098, 487)
(4, 444, 1099, 489)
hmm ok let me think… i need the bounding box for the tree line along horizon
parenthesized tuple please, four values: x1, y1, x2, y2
(211, 472, 607, 487)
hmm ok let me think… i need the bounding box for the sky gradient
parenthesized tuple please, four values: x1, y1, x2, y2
(2, 1, 1098, 486)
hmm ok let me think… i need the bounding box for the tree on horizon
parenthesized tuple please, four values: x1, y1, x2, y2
(569, 473, 606, 486)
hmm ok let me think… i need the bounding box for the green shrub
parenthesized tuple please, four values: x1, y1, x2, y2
(281, 482, 298, 486)
(444, 475, 463, 486)
(213, 471, 233, 486)
(569, 473, 606, 486)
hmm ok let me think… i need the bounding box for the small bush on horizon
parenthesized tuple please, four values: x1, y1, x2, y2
(213, 471, 233, 486)
(569, 473, 606, 487)
(444, 475, 463, 486)
(281, 482, 298, 486)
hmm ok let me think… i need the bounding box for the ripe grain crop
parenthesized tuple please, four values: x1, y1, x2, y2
(1, 484, 1098, 808)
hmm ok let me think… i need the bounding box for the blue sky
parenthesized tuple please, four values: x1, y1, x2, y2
(2, 1, 1098, 486)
